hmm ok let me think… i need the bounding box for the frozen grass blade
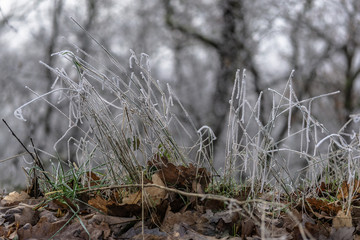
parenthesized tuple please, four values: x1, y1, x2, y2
(12, 34, 360, 238)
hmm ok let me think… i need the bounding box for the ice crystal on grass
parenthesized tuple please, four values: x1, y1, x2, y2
(25, 47, 200, 184)
(222, 67, 360, 195)
(14, 37, 360, 206)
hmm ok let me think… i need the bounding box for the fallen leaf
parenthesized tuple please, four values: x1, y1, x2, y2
(241, 217, 255, 239)
(304, 222, 320, 239)
(161, 210, 209, 234)
(1, 191, 29, 206)
(107, 203, 142, 217)
(86, 171, 101, 186)
(17, 216, 67, 239)
(158, 163, 184, 186)
(145, 173, 167, 207)
(150, 199, 169, 227)
(154, 161, 210, 192)
(14, 205, 37, 226)
(328, 227, 355, 240)
(88, 213, 136, 225)
(306, 198, 341, 216)
(59, 220, 111, 240)
(337, 180, 360, 200)
(204, 199, 225, 211)
(122, 191, 141, 205)
(46, 199, 68, 211)
(88, 195, 112, 213)
(332, 210, 352, 229)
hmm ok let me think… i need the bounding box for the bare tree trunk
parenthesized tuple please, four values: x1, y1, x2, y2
(43, 0, 63, 136)
(163, 0, 264, 142)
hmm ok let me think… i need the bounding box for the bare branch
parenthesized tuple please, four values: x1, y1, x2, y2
(162, 0, 219, 49)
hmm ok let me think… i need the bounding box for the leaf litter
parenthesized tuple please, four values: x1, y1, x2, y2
(1, 162, 360, 239)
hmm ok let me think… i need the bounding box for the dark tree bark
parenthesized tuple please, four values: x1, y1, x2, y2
(163, 0, 264, 142)
(43, 0, 63, 136)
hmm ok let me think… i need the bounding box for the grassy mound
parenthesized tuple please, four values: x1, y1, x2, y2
(3, 39, 360, 239)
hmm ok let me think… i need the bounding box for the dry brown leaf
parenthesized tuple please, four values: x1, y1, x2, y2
(17, 216, 67, 239)
(1, 191, 29, 206)
(38, 209, 62, 224)
(106, 203, 142, 217)
(150, 159, 210, 193)
(159, 163, 184, 185)
(86, 171, 101, 186)
(192, 180, 204, 194)
(88, 195, 111, 213)
(13, 206, 37, 226)
(161, 210, 208, 233)
(306, 198, 341, 215)
(59, 220, 111, 240)
(241, 217, 255, 239)
(89, 213, 136, 225)
(145, 173, 167, 207)
(46, 199, 68, 211)
(122, 191, 142, 204)
(332, 210, 352, 229)
(337, 180, 360, 200)
(329, 227, 355, 240)
(304, 222, 320, 239)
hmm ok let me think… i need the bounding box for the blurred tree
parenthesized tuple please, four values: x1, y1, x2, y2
(1, 0, 360, 188)
(42, 0, 63, 136)
(162, 0, 275, 146)
(281, 0, 360, 134)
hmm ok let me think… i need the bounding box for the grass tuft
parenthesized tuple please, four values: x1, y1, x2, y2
(11, 41, 360, 238)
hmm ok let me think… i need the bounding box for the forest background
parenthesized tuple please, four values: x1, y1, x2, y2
(0, 0, 360, 190)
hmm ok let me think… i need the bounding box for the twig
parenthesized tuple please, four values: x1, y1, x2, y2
(2, 119, 53, 187)
(0, 152, 28, 163)
(2, 119, 36, 161)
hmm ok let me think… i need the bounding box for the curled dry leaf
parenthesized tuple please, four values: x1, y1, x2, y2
(306, 198, 341, 216)
(149, 159, 210, 192)
(88, 195, 112, 213)
(1, 191, 29, 206)
(337, 180, 360, 200)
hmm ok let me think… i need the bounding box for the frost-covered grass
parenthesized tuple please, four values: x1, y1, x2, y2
(12, 39, 360, 237)
(224, 68, 360, 199)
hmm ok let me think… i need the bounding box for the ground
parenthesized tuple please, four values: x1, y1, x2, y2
(1, 161, 360, 239)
